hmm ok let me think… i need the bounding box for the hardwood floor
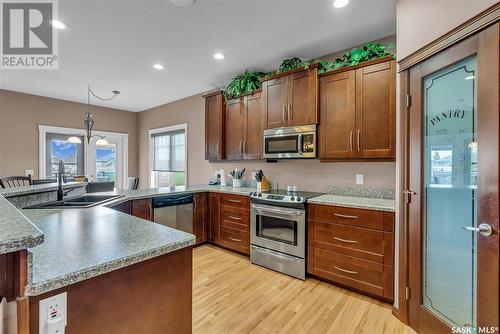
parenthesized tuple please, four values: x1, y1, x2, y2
(193, 245, 414, 334)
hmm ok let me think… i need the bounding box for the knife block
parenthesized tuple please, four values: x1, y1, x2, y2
(260, 176, 270, 192)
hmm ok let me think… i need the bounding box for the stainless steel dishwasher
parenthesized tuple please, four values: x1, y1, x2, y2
(153, 194, 193, 233)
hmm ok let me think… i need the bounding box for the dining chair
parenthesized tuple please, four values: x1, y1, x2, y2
(0, 175, 33, 188)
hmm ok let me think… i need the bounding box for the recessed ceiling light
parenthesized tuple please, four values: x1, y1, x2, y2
(333, 0, 349, 8)
(213, 53, 225, 60)
(153, 63, 165, 70)
(51, 20, 67, 30)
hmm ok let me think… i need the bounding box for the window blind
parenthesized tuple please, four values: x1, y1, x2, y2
(152, 129, 185, 172)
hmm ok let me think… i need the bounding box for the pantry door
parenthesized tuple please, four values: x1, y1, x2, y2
(407, 24, 499, 333)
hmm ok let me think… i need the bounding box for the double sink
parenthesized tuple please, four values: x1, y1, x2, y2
(26, 194, 124, 209)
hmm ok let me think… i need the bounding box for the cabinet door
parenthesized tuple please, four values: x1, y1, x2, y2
(243, 93, 263, 160)
(319, 70, 357, 159)
(205, 92, 224, 160)
(287, 68, 318, 126)
(193, 193, 207, 244)
(131, 199, 152, 221)
(355, 60, 396, 159)
(225, 98, 244, 160)
(110, 200, 131, 215)
(262, 77, 287, 129)
(208, 192, 220, 244)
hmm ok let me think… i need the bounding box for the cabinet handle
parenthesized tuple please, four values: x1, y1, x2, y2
(228, 199, 242, 203)
(334, 266, 358, 275)
(357, 129, 361, 151)
(216, 140, 220, 157)
(239, 140, 243, 155)
(287, 104, 292, 122)
(193, 198, 197, 213)
(282, 105, 286, 123)
(349, 130, 353, 152)
(229, 215, 242, 221)
(243, 139, 246, 155)
(333, 237, 358, 244)
(334, 213, 358, 219)
(229, 236, 242, 242)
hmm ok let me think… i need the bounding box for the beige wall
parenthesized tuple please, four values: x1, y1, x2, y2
(0, 90, 139, 179)
(396, 0, 496, 60)
(138, 93, 396, 192)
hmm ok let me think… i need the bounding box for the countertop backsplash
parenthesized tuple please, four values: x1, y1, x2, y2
(326, 185, 395, 200)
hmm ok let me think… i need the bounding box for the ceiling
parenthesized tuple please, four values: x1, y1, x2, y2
(0, 0, 396, 112)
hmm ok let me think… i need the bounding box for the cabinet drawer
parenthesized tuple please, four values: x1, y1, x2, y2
(312, 247, 387, 298)
(313, 221, 386, 263)
(312, 204, 384, 230)
(221, 194, 249, 208)
(221, 206, 249, 231)
(220, 226, 249, 254)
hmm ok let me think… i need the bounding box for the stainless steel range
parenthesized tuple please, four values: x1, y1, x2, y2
(249, 190, 322, 279)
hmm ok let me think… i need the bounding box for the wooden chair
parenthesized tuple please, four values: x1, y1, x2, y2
(126, 177, 139, 190)
(0, 175, 33, 188)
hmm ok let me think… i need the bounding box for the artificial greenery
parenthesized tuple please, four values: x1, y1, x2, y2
(318, 42, 395, 74)
(279, 57, 305, 72)
(223, 70, 266, 100)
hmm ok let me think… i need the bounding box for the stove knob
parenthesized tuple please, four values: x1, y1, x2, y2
(253, 192, 257, 196)
(290, 196, 295, 201)
(258, 193, 262, 197)
(296, 197, 301, 202)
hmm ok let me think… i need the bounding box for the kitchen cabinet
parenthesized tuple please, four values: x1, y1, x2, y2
(193, 192, 207, 244)
(218, 194, 250, 255)
(208, 192, 221, 244)
(203, 91, 225, 160)
(319, 58, 396, 161)
(307, 203, 394, 301)
(109, 200, 131, 215)
(131, 198, 153, 221)
(224, 91, 263, 160)
(262, 65, 318, 129)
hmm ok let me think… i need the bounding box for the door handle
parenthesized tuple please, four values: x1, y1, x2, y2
(357, 129, 361, 151)
(349, 130, 353, 152)
(463, 223, 493, 237)
(229, 236, 242, 242)
(334, 213, 358, 219)
(334, 266, 358, 275)
(333, 237, 358, 244)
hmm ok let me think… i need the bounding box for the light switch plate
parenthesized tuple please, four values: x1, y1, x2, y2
(25, 169, 34, 177)
(39, 292, 67, 334)
(356, 174, 364, 185)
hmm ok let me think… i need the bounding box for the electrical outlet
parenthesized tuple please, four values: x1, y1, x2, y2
(356, 174, 364, 185)
(39, 292, 67, 334)
(25, 169, 34, 177)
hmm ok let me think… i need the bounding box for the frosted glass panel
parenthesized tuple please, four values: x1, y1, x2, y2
(423, 56, 477, 328)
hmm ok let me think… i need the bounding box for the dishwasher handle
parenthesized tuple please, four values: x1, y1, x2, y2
(153, 194, 193, 208)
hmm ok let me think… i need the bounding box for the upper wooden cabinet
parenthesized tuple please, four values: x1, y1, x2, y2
(262, 66, 319, 129)
(203, 91, 225, 160)
(224, 91, 263, 160)
(319, 58, 396, 161)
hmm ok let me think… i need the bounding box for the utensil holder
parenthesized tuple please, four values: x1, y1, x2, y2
(261, 176, 270, 191)
(233, 178, 242, 188)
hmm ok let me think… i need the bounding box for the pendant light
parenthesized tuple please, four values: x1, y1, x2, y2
(67, 86, 120, 145)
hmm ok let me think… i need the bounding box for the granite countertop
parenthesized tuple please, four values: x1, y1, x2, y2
(0, 182, 87, 198)
(308, 194, 396, 212)
(22, 207, 195, 296)
(0, 196, 44, 254)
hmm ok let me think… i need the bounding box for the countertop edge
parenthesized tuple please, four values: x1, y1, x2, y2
(25, 235, 196, 296)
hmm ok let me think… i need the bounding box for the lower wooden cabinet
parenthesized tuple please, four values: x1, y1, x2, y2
(193, 192, 207, 244)
(307, 203, 394, 301)
(109, 200, 131, 215)
(208, 192, 221, 243)
(214, 194, 250, 255)
(131, 198, 153, 221)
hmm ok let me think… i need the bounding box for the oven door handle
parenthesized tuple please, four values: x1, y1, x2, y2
(297, 134, 303, 154)
(252, 204, 305, 217)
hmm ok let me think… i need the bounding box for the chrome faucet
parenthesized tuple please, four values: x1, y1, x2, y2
(57, 160, 65, 201)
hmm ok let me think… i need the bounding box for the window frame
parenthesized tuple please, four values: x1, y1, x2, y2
(45, 132, 85, 178)
(149, 123, 188, 188)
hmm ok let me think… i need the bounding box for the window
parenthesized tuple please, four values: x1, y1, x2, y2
(96, 143, 117, 182)
(150, 126, 187, 187)
(45, 133, 84, 178)
(430, 145, 453, 185)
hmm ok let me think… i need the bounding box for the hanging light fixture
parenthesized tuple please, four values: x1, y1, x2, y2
(67, 86, 120, 145)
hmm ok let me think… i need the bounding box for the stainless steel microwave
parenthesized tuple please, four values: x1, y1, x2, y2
(263, 125, 317, 159)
